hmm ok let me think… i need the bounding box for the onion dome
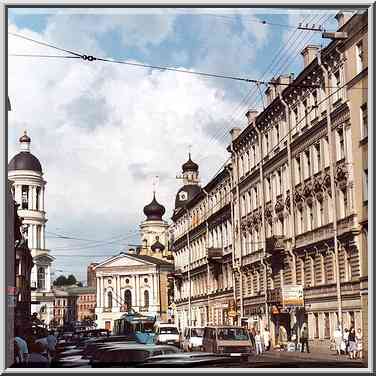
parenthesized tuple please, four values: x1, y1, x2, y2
(151, 238, 165, 252)
(19, 131, 31, 143)
(182, 153, 198, 172)
(8, 131, 42, 173)
(175, 184, 201, 209)
(143, 193, 166, 221)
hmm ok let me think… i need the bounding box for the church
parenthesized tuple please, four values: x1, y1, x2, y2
(94, 193, 174, 331)
(8, 131, 55, 326)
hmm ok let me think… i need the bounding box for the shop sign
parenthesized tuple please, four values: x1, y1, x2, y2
(227, 299, 237, 317)
(282, 285, 304, 307)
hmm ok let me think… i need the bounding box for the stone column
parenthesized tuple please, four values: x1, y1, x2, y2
(46, 264, 51, 291)
(32, 186, 37, 210)
(16, 185, 22, 206)
(42, 186, 45, 211)
(117, 275, 121, 305)
(41, 225, 45, 250)
(100, 276, 104, 309)
(96, 277, 100, 309)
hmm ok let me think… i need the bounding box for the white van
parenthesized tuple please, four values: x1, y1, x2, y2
(153, 323, 180, 347)
(181, 327, 204, 352)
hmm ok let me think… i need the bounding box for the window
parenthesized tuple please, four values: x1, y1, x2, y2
(143, 290, 149, 309)
(36, 187, 40, 210)
(356, 41, 364, 74)
(314, 143, 321, 173)
(37, 267, 45, 290)
(302, 99, 308, 127)
(277, 170, 282, 196)
(361, 103, 368, 139)
(324, 313, 330, 338)
(312, 90, 318, 119)
(305, 150, 311, 179)
(123, 289, 132, 308)
(21, 186, 28, 210)
(295, 157, 302, 184)
(337, 128, 345, 160)
(107, 291, 112, 308)
(275, 123, 280, 143)
(265, 133, 269, 154)
(332, 70, 341, 102)
(363, 169, 368, 202)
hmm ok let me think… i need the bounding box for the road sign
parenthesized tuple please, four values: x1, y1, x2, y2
(282, 285, 304, 307)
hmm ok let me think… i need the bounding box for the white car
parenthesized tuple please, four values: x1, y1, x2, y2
(181, 327, 204, 352)
(154, 323, 180, 347)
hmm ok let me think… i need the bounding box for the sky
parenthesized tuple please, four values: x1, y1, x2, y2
(7, 7, 344, 283)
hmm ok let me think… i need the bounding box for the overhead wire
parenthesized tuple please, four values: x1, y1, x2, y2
(194, 13, 326, 164)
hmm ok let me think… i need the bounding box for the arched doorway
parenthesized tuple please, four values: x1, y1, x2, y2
(124, 289, 132, 309)
(144, 290, 149, 310)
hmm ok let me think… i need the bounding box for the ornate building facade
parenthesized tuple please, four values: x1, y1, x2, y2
(171, 155, 234, 331)
(228, 11, 368, 351)
(8, 131, 55, 326)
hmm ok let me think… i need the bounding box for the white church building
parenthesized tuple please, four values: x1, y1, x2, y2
(94, 193, 174, 331)
(8, 131, 55, 325)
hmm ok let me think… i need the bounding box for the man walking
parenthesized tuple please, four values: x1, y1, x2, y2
(300, 324, 310, 353)
(263, 328, 271, 351)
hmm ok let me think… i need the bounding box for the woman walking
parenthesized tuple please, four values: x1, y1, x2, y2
(348, 327, 357, 359)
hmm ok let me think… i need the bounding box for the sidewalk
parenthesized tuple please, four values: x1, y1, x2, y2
(252, 349, 366, 366)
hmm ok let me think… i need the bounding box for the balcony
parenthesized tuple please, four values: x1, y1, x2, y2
(207, 248, 223, 263)
(266, 288, 282, 304)
(265, 236, 285, 255)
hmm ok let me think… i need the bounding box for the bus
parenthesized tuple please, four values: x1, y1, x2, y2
(113, 309, 156, 341)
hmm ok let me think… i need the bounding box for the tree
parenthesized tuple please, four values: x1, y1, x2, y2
(53, 275, 68, 286)
(77, 281, 83, 287)
(67, 274, 77, 285)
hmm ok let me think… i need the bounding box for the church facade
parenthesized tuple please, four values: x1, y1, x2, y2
(94, 193, 174, 330)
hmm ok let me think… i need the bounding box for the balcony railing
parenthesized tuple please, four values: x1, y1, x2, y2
(207, 247, 223, 262)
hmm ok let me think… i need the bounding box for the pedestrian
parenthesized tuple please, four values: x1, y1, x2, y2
(300, 324, 309, 353)
(356, 328, 363, 360)
(291, 331, 297, 351)
(348, 327, 357, 359)
(343, 328, 349, 355)
(27, 341, 49, 368)
(46, 331, 57, 360)
(334, 326, 342, 356)
(14, 327, 29, 366)
(255, 330, 263, 355)
(248, 327, 255, 350)
(263, 327, 271, 351)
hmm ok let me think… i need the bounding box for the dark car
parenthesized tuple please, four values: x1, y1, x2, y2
(138, 352, 244, 367)
(90, 344, 179, 367)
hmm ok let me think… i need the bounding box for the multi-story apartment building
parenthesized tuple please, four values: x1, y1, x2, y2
(228, 10, 368, 351)
(171, 156, 234, 330)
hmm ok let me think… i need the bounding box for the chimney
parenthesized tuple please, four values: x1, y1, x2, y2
(245, 109, 258, 124)
(301, 45, 320, 68)
(230, 127, 241, 141)
(335, 11, 351, 29)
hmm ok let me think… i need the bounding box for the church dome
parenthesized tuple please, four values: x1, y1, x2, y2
(8, 152, 42, 173)
(143, 193, 166, 221)
(182, 153, 198, 172)
(8, 131, 42, 173)
(175, 184, 201, 209)
(151, 239, 165, 252)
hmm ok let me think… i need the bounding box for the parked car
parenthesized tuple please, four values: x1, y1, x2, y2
(90, 343, 179, 367)
(202, 326, 253, 356)
(139, 352, 242, 367)
(181, 327, 204, 352)
(153, 323, 180, 347)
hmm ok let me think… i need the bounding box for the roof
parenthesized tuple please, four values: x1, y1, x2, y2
(8, 152, 42, 173)
(128, 253, 173, 266)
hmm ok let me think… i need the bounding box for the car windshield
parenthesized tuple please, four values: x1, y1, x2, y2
(160, 327, 179, 334)
(216, 328, 249, 341)
(191, 328, 204, 337)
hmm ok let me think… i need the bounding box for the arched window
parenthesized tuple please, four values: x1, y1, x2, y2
(37, 267, 45, 290)
(124, 289, 132, 308)
(144, 290, 149, 309)
(107, 291, 112, 308)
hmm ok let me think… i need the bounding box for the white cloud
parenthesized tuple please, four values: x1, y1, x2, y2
(8, 23, 238, 280)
